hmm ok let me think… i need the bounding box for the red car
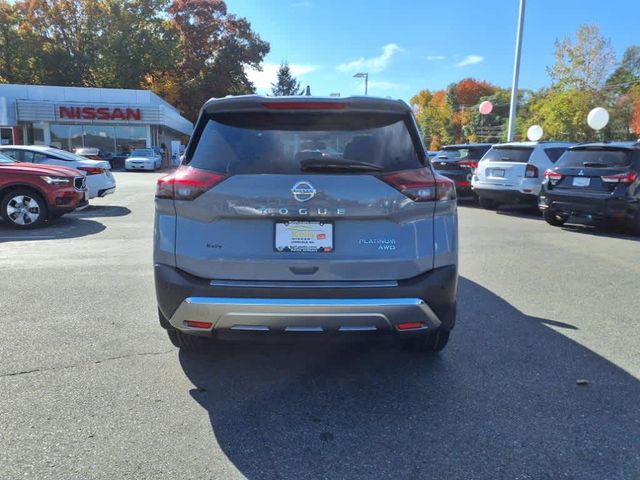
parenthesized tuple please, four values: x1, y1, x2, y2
(0, 152, 88, 229)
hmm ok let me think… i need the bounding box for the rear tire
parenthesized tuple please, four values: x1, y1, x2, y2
(543, 210, 568, 227)
(167, 329, 212, 352)
(403, 329, 450, 353)
(159, 308, 212, 352)
(479, 197, 497, 210)
(1, 188, 48, 229)
(629, 211, 640, 236)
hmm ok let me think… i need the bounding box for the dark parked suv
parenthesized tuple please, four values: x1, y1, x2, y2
(539, 142, 640, 234)
(154, 96, 459, 353)
(430, 143, 492, 197)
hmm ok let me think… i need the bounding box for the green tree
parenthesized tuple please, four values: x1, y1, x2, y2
(606, 45, 640, 94)
(87, 0, 179, 89)
(1, 0, 270, 122)
(548, 24, 616, 91)
(0, 1, 25, 83)
(525, 89, 595, 141)
(270, 62, 302, 96)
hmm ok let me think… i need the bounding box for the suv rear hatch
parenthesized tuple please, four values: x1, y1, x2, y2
(546, 147, 637, 197)
(162, 99, 452, 282)
(476, 146, 534, 186)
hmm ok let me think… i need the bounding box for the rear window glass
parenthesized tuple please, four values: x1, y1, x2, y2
(188, 112, 422, 174)
(544, 147, 568, 163)
(131, 149, 155, 157)
(441, 147, 489, 160)
(482, 147, 533, 163)
(557, 149, 633, 168)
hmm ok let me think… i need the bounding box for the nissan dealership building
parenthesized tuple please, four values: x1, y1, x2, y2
(0, 84, 193, 155)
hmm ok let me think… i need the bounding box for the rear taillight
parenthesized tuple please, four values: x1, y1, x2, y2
(544, 169, 562, 185)
(381, 168, 455, 202)
(601, 171, 638, 184)
(78, 167, 104, 175)
(156, 166, 226, 201)
(525, 164, 539, 178)
(457, 160, 478, 170)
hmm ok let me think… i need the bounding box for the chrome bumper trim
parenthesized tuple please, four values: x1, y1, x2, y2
(169, 297, 441, 335)
(210, 280, 399, 288)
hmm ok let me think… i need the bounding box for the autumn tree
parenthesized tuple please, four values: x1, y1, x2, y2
(270, 62, 302, 96)
(1, 0, 270, 122)
(161, 0, 270, 119)
(548, 24, 616, 91)
(455, 78, 496, 106)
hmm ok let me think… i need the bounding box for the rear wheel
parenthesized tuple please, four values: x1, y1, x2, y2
(1, 189, 47, 229)
(166, 329, 212, 352)
(543, 210, 568, 227)
(479, 197, 497, 210)
(403, 329, 450, 353)
(159, 309, 212, 352)
(629, 211, 640, 236)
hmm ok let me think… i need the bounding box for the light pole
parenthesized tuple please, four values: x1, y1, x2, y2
(353, 72, 368, 95)
(507, 0, 526, 141)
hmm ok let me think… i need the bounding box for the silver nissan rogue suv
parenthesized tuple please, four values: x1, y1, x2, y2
(154, 95, 458, 353)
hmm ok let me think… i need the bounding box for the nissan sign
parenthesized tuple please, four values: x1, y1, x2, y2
(58, 106, 142, 121)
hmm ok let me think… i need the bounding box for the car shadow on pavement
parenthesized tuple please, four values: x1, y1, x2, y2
(69, 205, 132, 218)
(495, 205, 543, 220)
(178, 277, 640, 480)
(0, 217, 106, 242)
(560, 223, 640, 242)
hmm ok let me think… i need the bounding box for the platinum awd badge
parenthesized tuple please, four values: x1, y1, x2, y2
(291, 181, 316, 202)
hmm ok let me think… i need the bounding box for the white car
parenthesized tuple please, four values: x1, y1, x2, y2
(0, 145, 116, 199)
(125, 148, 162, 171)
(472, 141, 574, 209)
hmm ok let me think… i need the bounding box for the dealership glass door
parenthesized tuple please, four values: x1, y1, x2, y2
(1, 127, 14, 145)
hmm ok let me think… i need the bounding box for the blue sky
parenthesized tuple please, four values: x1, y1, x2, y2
(228, 0, 640, 101)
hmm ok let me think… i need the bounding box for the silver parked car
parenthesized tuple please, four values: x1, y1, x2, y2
(153, 95, 459, 353)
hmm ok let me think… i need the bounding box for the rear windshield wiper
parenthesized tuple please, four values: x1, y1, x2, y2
(582, 162, 609, 167)
(300, 158, 383, 172)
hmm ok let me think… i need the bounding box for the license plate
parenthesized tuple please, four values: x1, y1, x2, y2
(275, 221, 334, 253)
(572, 177, 590, 187)
(492, 168, 505, 177)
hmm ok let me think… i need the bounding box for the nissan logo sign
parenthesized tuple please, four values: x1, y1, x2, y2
(291, 181, 316, 202)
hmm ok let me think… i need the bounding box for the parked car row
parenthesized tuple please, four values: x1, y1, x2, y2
(74, 146, 165, 171)
(0, 152, 87, 228)
(432, 140, 640, 235)
(0, 145, 118, 229)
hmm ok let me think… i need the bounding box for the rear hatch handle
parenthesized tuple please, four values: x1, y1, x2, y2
(289, 266, 319, 275)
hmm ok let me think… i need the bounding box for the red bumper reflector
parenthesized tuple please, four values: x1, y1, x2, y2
(397, 322, 425, 331)
(184, 320, 213, 329)
(456, 181, 470, 187)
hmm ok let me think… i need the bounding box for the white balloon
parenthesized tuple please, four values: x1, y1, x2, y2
(527, 125, 544, 142)
(587, 107, 609, 131)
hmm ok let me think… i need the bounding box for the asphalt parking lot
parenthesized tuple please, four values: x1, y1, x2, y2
(1, 172, 638, 480)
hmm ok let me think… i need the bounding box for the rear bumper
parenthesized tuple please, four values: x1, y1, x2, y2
(155, 264, 458, 336)
(98, 186, 116, 197)
(473, 188, 537, 205)
(126, 163, 154, 170)
(433, 170, 474, 195)
(539, 192, 639, 220)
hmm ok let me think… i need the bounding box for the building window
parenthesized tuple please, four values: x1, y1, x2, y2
(48, 124, 148, 156)
(83, 125, 116, 153)
(115, 126, 147, 155)
(50, 124, 83, 151)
